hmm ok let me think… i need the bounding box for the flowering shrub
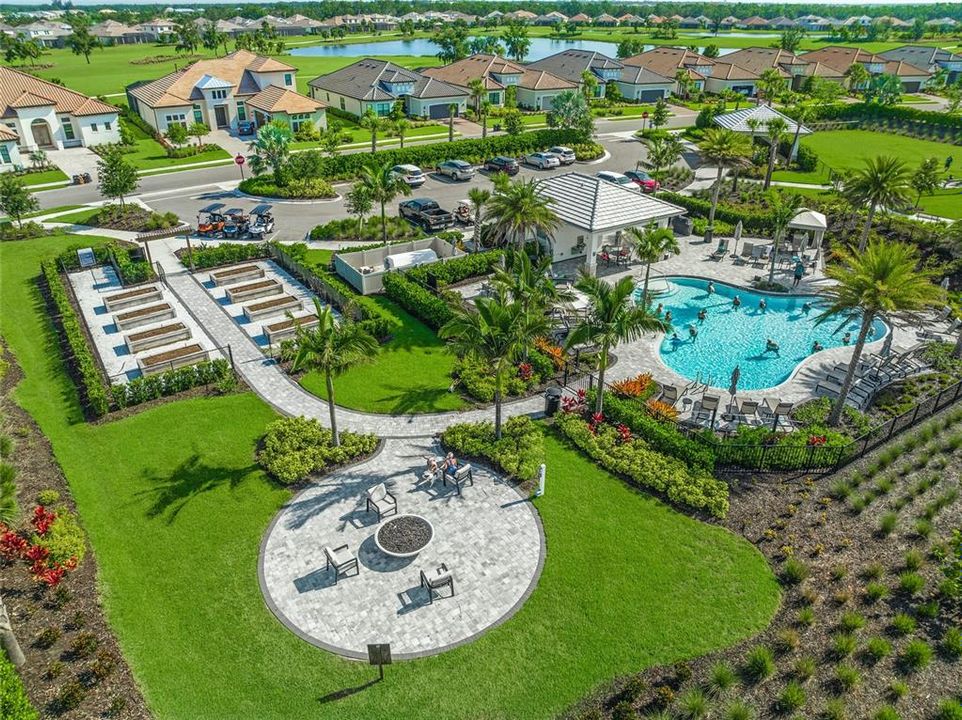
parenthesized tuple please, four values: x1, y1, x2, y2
(562, 388, 587, 414)
(0, 505, 83, 588)
(611, 373, 654, 399)
(517, 362, 533, 381)
(31, 505, 56, 535)
(534, 337, 566, 371)
(646, 398, 680, 422)
(808, 435, 828, 447)
(617, 424, 633, 444)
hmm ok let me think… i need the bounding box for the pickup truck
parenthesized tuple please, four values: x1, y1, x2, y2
(398, 198, 455, 231)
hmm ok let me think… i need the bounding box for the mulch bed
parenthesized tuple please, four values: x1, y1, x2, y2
(79, 207, 174, 234)
(0, 352, 151, 719)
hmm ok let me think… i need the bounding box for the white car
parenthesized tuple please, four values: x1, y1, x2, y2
(435, 160, 475, 181)
(390, 164, 426, 187)
(596, 171, 639, 191)
(525, 152, 561, 170)
(548, 146, 576, 165)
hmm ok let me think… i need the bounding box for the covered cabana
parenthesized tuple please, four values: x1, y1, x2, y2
(712, 105, 812, 160)
(788, 208, 827, 248)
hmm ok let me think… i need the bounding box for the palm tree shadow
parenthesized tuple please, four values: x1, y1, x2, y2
(380, 383, 459, 414)
(137, 454, 260, 524)
(318, 677, 380, 704)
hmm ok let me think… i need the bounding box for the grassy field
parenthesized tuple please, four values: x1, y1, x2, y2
(15, 167, 70, 188)
(290, 121, 453, 151)
(773, 182, 962, 220)
(0, 233, 779, 720)
(119, 118, 231, 171)
(299, 296, 467, 414)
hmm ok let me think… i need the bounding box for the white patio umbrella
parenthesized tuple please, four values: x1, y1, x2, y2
(728, 365, 741, 408)
(731, 221, 743, 257)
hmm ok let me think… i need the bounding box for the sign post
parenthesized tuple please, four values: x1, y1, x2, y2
(641, 111, 649, 133)
(235, 154, 246, 180)
(368, 643, 392, 681)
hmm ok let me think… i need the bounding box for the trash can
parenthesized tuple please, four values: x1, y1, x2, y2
(544, 387, 563, 417)
(672, 216, 692, 236)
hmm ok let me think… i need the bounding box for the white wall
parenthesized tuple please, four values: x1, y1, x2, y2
(407, 95, 467, 118)
(75, 113, 121, 147)
(612, 82, 673, 101)
(0, 140, 23, 173)
(252, 70, 297, 91)
(8, 106, 63, 151)
(311, 88, 366, 117)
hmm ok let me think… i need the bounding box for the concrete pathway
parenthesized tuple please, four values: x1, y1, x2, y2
(46, 146, 101, 181)
(208, 128, 250, 157)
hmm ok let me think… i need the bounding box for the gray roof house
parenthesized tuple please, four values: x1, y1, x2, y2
(879, 45, 962, 82)
(526, 50, 625, 98)
(307, 58, 468, 119)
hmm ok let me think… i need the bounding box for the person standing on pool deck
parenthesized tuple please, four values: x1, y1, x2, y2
(793, 261, 805, 288)
(688, 324, 698, 342)
(764, 338, 780, 355)
(697, 308, 707, 323)
(732, 295, 741, 310)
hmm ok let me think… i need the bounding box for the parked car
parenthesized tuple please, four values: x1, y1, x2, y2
(197, 203, 227, 237)
(483, 156, 520, 175)
(237, 120, 256, 136)
(548, 146, 576, 165)
(390, 164, 426, 187)
(624, 170, 661, 193)
(435, 160, 475, 181)
(398, 198, 455, 231)
(525, 152, 561, 170)
(222, 208, 249, 238)
(596, 171, 638, 191)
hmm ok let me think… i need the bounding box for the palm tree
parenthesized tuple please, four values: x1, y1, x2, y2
(765, 191, 803, 283)
(645, 134, 683, 174)
(762, 116, 788, 190)
(439, 297, 537, 439)
(757, 68, 785, 105)
(817, 240, 943, 425)
(390, 117, 410, 149)
(468, 77, 486, 115)
(566, 273, 667, 415)
(674, 69, 692, 99)
(291, 303, 379, 446)
(448, 103, 459, 142)
(847, 155, 913, 252)
(479, 98, 492, 139)
(483, 178, 560, 250)
(699, 128, 752, 234)
(247, 121, 293, 186)
(845, 63, 871, 96)
(467, 186, 491, 245)
(359, 108, 383, 153)
(358, 162, 412, 245)
(627, 224, 680, 302)
(788, 105, 813, 163)
(492, 248, 575, 318)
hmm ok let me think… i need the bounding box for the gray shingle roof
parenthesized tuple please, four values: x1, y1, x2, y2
(526, 50, 624, 84)
(617, 66, 674, 85)
(307, 58, 466, 102)
(535, 172, 684, 232)
(879, 45, 962, 68)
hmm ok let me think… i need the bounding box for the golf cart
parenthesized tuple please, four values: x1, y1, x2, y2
(222, 208, 249, 238)
(454, 199, 473, 226)
(197, 203, 227, 237)
(247, 204, 274, 239)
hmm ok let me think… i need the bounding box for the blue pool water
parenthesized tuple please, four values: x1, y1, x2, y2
(649, 277, 888, 391)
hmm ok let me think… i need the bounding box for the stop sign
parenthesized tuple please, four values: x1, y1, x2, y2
(642, 111, 649, 119)
(234, 154, 245, 165)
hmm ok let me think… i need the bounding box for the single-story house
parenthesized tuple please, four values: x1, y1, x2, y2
(594, 14, 619, 27)
(127, 50, 326, 134)
(795, 15, 832, 32)
(90, 20, 150, 45)
(526, 50, 624, 99)
(801, 46, 931, 92)
(534, 172, 685, 274)
(568, 13, 592, 25)
(721, 47, 809, 91)
(0, 125, 24, 173)
(712, 105, 812, 160)
(308, 58, 468, 119)
(880, 45, 962, 84)
(619, 14, 644, 26)
(704, 62, 760, 96)
(535, 12, 568, 25)
(612, 66, 675, 102)
(0, 66, 120, 152)
(622, 48, 716, 94)
(18, 21, 71, 47)
(739, 16, 771, 29)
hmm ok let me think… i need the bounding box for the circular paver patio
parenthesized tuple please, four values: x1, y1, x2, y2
(258, 438, 545, 660)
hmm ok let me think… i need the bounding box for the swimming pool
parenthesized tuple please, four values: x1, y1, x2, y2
(648, 277, 888, 391)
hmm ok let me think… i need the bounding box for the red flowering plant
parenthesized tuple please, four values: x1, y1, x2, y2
(32, 505, 57, 535)
(617, 423, 633, 444)
(808, 435, 828, 447)
(587, 412, 605, 435)
(517, 362, 533, 381)
(0, 506, 79, 588)
(561, 388, 587, 414)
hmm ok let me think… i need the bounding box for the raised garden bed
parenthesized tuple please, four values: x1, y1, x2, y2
(210, 264, 265, 286)
(243, 295, 301, 321)
(124, 322, 191, 354)
(264, 314, 319, 345)
(137, 343, 207, 376)
(225, 279, 282, 304)
(113, 302, 174, 331)
(103, 285, 162, 313)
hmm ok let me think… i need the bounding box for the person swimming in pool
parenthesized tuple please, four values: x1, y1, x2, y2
(688, 324, 698, 342)
(759, 298, 767, 312)
(655, 303, 663, 316)
(671, 332, 681, 347)
(802, 302, 813, 313)
(707, 281, 715, 296)
(664, 310, 672, 324)
(764, 338, 780, 355)
(843, 332, 851, 345)
(812, 341, 823, 353)
(697, 308, 707, 323)
(732, 295, 741, 310)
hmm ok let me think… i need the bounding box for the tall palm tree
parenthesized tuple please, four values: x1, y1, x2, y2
(765, 190, 803, 283)
(483, 178, 560, 250)
(699, 127, 752, 233)
(448, 103, 458, 142)
(468, 76, 486, 115)
(757, 68, 785, 105)
(359, 108, 383, 153)
(247, 121, 292, 186)
(492, 248, 575, 318)
(845, 63, 871, 96)
(479, 98, 492, 139)
(762, 116, 788, 190)
(847, 155, 913, 252)
(467, 186, 491, 245)
(817, 240, 943, 426)
(627, 224, 679, 302)
(389, 117, 410, 149)
(291, 303, 379, 446)
(566, 273, 667, 415)
(788, 105, 813, 164)
(439, 297, 537, 439)
(357, 162, 411, 245)
(645, 134, 683, 174)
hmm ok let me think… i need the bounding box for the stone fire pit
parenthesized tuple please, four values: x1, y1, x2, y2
(374, 514, 434, 558)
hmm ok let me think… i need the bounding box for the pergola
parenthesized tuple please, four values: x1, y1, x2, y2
(712, 105, 813, 160)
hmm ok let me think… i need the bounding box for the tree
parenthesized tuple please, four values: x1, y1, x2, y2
(674, 69, 693, 99)
(469, 35, 503, 56)
(788, 105, 813, 163)
(479, 99, 492, 139)
(757, 68, 785, 106)
(0, 174, 38, 228)
(702, 44, 719, 59)
(908, 17, 926, 41)
(96, 149, 138, 207)
(345, 184, 373, 241)
(468, 77, 486, 116)
(847, 155, 914, 251)
(616, 38, 644, 58)
(628, 223, 679, 301)
(911, 157, 942, 208)
(502, 109, 524, 136)
(165, 122, 188, 147)
(389, 117, 410, 149)
(201, 22, 224, 55)
(765, 190, 803, 283)
(440, 296, 535, 439)
(433, 26, 469, 63)
(651, 98, 670, 128)
(699, 128, 752, 232)
(762, 116, 788, 190)
(645, 134, 683, 174)
(580, 69, 599, 100)
(248, 121, 293, 186)
(779, 27, 805, 51)
(501, 21, 530, 62)
(845, 63, 871, 96)
(566, 273, 666, 415)
(484, 177, 560, 249)
(492, 248, 573, 319)
(864, 73, 902, 105)
(359, 108, 383, 153)
(174, 17, 200, 54)
(816, 240, 943, 425)
(357, 161, 411, 245)
(547, 90, 594, 142)
(291, 303, 378, 447)
(467, 187, 490, 245)
(319, 125, 347, 157)
(66, 22, 100, 64)
(187, 122, 208, 147)
(448, 103, 458, 142)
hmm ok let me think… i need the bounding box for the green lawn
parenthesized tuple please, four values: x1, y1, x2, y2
(0, 233, 780, 720)
(51, 207, 101, 225)
(118, 118, 231, 171)
(290, 122, 452, 151)
(19, 167, 70, 187)
(773, 182, 962, 220)
(299, 296, 467, 414)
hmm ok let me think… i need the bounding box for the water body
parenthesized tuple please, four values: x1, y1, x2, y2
(290, 37, 736, 60)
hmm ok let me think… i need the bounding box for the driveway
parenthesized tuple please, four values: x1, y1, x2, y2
(45, 146, 102, 181)
(208, 128, 251, 157)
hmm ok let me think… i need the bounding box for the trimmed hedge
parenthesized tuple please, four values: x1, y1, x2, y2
(185, 242, 271, 269)
(0, 654, 38, 720)
(406, 250, 502, 287)
(309, 216, 424, 243)
(797, 102, 962, 131)
(238, 176, 337, 199)
(41, 261, 110, 417)
(656, 191, 774, 234)
(440, 415, 544, 481)
(110, 359, 233, 409)
(57, 243, 153, 285)
(258, 416, 379, 484)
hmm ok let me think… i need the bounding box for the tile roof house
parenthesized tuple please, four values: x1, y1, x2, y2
(0, 66, 120, 153)
(880, 45, 962, 83)
(594, 14, 619, 27)
(89, 20, 150, 45)
(534, 172, 685, 273)
(795, 14, 832, 31)
(0, 121, 24, 172)
(622, 47, 716, 93)
(18, 21, 71, 47)
(739, 16, 771, 29)
(721, 47, 813, 90)
(612, 66, 676, 102)
(568, 13, 592, 25)
(618, 14, 644, 25)
(801, 46, 931, 92)
(308, 58, 468, 119)
(526, 49, 624, 99)
(127, 50, 325, 135)
(720, 16, 742, 28)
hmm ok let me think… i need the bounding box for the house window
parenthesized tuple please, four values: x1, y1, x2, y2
(326, 92, 330, 101)
(289, 112, 312, 132)
(284, 73, 293, 86)
(91, 123, 98, 131)
(164, 113, 187, 128)
(193, 104, 203, 123)
(339, 97, 345, 110)
(61, 118, 75, 140)
(236, 103, 246, 121)
(0, 145, 10, 164)
(211, 89, 228, 100)
(374, 102, 392, 116)
(488, 91, 500, 104)
(105, 121, 112, 131)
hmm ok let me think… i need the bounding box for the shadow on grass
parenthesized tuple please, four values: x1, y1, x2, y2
(317, 677, 380, 704)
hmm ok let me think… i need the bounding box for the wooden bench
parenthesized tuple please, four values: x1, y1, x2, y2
(137, 343, 207, 376)
(243, 295, 302, 321)
(264, 314, 319, 345)
(210, 264, 264, 286)
(124, 322, 191, 354)
(225, 279, 282, 304)
(114, 303, 175, 331)
(103, 285, 162, 313)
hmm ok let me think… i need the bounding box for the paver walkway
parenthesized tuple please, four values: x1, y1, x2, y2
(259, 437, 543, 659)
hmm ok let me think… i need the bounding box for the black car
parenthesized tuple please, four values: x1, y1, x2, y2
(483, 156, 520, 175)
(237, 120, 256, 136)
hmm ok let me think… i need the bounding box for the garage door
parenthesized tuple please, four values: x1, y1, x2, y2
(902, 81, 921, 93)
(638, 89, 665, 103)
(428, 104, 451, 119)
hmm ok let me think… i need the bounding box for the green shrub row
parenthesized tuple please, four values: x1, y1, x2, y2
(382, 271, 451, 329)
(309, 216, 424, 243)
(0, 653, 38, 720)
(41, 261, 110, 417)
(440, 416, 544, 482)
(799, 102, 962, 131)
(590, 391, 715, 472)
(406, 250, 503, 287)
(656, 191, 773, 233)
(556, 412, 729, 517)
(238, 176, 337, 200)
(454, 348, 556, 402)
(258, 416, 378, 484)
(110, 360, 232, 409)
(55, 243, 153, 285)
(186, 242, 271, 269)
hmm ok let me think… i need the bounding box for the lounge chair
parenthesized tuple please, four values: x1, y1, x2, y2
(733, 398, 760, 425)
(443, 464, 473, 495)
(324, 544, 359, 584)
(692, 394, 720, 427)
(734, 242, 754, 265)
(420, 565, 454, 603)
(366, 483, 397, 522)
(760, 399, 794, 430)
(659, 385, 680, 406)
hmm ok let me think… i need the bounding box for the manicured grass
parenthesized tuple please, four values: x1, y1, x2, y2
(290, 122, 452, 150)
(19, 167, 70, 187)
(0, 234, 779, 719)
(119, 118, 231, 171)
(774, 182, 962, 220)
(299, 296, 467, 414)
